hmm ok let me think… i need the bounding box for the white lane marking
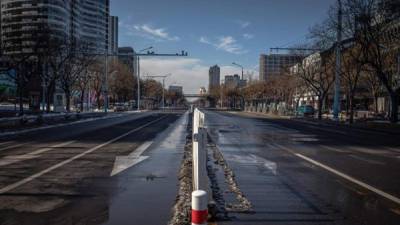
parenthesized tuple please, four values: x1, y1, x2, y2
(0, 116, 166, 194)
(275, 143, 400, 205)
(349, 146, 393, 156)
(0, 141, 76, 167)
(349, 155, 385, 165)
(319, 145, 349, 153)
(0, 141, 14, 147)
(110, 141, 153, 176)
(0, 143, 26, 152)
(385, 147, 400, 154)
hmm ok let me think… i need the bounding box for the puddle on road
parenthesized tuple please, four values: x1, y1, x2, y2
(225, 154, 278, 175)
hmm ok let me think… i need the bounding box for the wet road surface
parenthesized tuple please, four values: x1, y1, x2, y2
(205, 110, 400, 225)
(0, 111, 186, 225)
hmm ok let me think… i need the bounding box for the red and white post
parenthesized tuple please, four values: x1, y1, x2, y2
(192, 190, 208, 225)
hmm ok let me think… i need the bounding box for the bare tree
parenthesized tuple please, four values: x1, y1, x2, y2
(88, 62, 105, 110)
(109, 61, 136, 104)
(0, 27, 48, 115)
(346, 0, 400, 122)
(296, 51, 335, 119)
(362, 67, 383, 114)
(341, 40, 366, 123)
(59, 40, 96, 112)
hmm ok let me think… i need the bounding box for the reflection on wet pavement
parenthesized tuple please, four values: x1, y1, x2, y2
(205, 110, 400, 225)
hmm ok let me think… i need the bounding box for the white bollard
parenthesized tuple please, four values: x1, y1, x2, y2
(193, 127, 208, 191)
(192, 190, 208, 225)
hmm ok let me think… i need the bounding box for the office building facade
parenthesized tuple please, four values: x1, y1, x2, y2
(80, 0, 109, 53)
(224, 74, 241, 89)
(208, 64, 220, 92)
(118, 47, 135, 71)
(0, 0, 110, 54)
(259, 54, 303, 81)
(108, 16, 118, 54)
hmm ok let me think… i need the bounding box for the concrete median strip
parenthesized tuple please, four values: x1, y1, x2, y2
(274, 143, 400, 206)
(0, 116, 167, 194)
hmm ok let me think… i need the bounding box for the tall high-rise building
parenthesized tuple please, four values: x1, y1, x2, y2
(208, 65, 220, 92)
(108, 16, 118, 54)
(0, 0, 110, 54)
(0, 0, 111, 111)
(80, 0, 110, 53)
(0, 0, 75, 54)
(259, 54, 303, 81)
(118, 47, 135, 71)
(225, 74, 241, 89)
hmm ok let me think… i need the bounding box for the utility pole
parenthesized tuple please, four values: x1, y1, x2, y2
(96, 48, 186, 112)
(220, 79, 224, 109)
(135, 49, 188, 111)
(145, 74, 170, 109)
(232, 62, 244, 80)
(333, 0, 343, 120)
(104, 53, 109, 113)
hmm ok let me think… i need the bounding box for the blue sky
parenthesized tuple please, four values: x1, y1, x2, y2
(110, 0, 336, 93)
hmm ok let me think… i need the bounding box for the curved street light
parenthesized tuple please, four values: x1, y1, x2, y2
(232, 62, 244, 80)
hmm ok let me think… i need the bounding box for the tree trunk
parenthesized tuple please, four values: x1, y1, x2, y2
(80, 89, 85, 112)
(373, 91, 379, 114)
(96, 94, 101, 110)
(65, 90, 71, 113)
(389, 93, 399, 123)
(349, 93, 355, 124)
(18, 85, 24, 116)
(317, 97, 323, 120)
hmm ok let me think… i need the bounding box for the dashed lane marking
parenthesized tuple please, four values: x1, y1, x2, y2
(0, 141, 76, 167)
(0, 116, 167, 194)
(274, 143, 400, 206)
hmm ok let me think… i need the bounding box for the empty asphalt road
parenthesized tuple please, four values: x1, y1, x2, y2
(0, 111, 187, 225)
(205, 110, 400, 225)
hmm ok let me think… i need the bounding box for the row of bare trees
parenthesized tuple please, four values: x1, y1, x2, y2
(0, 24, 181, 114)
(0, 25, 97, 114)
(217, 0, 399, 123)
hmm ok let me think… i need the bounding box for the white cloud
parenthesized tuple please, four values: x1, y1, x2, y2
(236, 20, 251, 28)
(140, 58, 208, 94)
(140, 58, 260, 95)
(243, 33, 254, 40)
(199, 36, 247, 54)
(122, 22, 180, 41)
(199, 36, 211, 44)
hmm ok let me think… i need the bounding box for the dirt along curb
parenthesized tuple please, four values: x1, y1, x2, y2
(168, 113, 193, 225)
(168, 112, 253, 225)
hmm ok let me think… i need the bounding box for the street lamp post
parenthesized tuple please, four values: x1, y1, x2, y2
(144, 73, 170, 109)
(232, 62, 244, 80)
(232, 62, 246, 109)
(104, 54, 109, 113)
(136, 46, 153, 111)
